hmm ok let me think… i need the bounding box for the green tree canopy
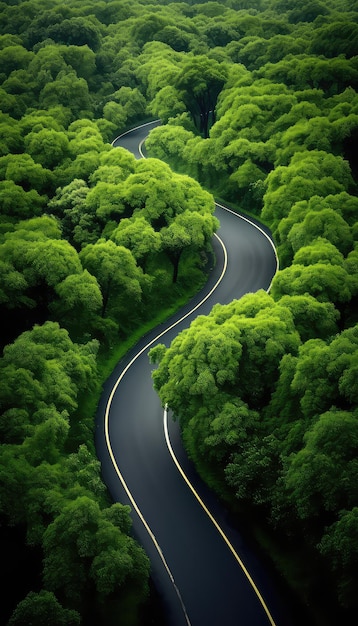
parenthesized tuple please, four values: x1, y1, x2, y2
(284, 409, 358, 520)
(39, 71, 92, 119)
(42, 496, 149, 604)
(151, 290, 300, 415)
(0, 153, 53, 194)
(51, 270, 103, 341)
(277, 294, 340, 342)
(271, 262, 354, 305)
(318, 508, 358, 608)
(262, 150, 354, 233)
(288, 209, 353, 258)
(8, 590, 80, 626)
(174, 55, 228, 137)
(291, 327, 358, 420)
(0, 179, 47, 220)
(111, 216, 161, 271)
(79, 240, 144, 321)
(24, 128, 71, 169)
(0, 321, 98, 415)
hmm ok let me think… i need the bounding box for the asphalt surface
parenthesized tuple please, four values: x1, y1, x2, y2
(96, 121, 296, 626)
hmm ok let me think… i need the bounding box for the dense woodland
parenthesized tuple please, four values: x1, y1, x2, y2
(0, 0, 357, 624)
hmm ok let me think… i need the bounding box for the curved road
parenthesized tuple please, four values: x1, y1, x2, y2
(96, 121, 295, 626)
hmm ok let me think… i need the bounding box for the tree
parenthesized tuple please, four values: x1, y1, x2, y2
(154, 25, 192, 52)
(79, 240, 144, 321)
(257, 55, 358, 94)
(262, 150, 354, 232)
(161, 210, 217, 282)
(27, 44, 69, 90)
(66, 444, 107, 501)
(111, 86, 147, 124)
(288, 210, 353, 257)
(0, 44, 34, 74)
(0, 217, 80, 331)
(276, 116, 334, 164)
(67, 119, 109, 156)
(1, 321, 98, 415)
(201, 398, 260, 465)
(42, 496, 149, 605)
(276, 193, 358, 266)
(144, 123, 196, 172)
(289, 327, 358, 421)
(131, 13, 168, 48)
(0, 87, 25, 119)
(212, 80, 296, 148)
(0, 153, 53, 193)
(174, 56, 228, 137)
(0, 407, 32, 445)
(51, 270, 103, 341)
(48, 178, 90, 220)
(84, 181, 127, 223)
(291, 238, 345, 267)
(91, 146, 136, 183)
(284, 409, 358, 522)
(151, 291, 300, 415)
(45, 16, 102, 51)
(161, 219, 191, 283)
(8, 590, 80, 626)
(225, 432, 282, 507)
(0, 180, 46, 220)
(47, 178, 104, 249)
(310, 21, 358, 59)
(19, 109, 65, 136)
(61, 44, 97, 82)
(277, 294, 339, 342)
(24, 128, 71, 169)
(150, 291, 302, 510)
(318, 508, 358, 609)
(149, 84, 187, 124)
(21, 407, 70, 466)
(41, 496, 102, 604)
(136, 41, 182, 99)
(112, 159, 217, 259)
(103, 101, 127, 129)
(58, 151, 102, 187)
(39, 71, 92, 119)
(283, 0, 330, 24)
(228, 158, 267, 212)
(111, 217, 161, 272)
(23, 238, 82, 291)
(271, 262, 353, 305)
(0, 113, 23, 155)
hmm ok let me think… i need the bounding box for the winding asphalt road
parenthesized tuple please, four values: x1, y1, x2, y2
(96, 121, 296, 626)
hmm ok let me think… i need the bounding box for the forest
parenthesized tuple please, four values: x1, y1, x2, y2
(0, 0, 357, 624)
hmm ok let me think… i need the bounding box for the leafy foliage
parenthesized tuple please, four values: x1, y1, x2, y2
(1, 0, 358, 623)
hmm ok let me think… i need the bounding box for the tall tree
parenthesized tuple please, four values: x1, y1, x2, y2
(318, 508, 358, 608)
(42, 496, 149, 605)
(79, 240, 144, 321)
(8, 591, 80, 626)
(174, 56, 228, 137)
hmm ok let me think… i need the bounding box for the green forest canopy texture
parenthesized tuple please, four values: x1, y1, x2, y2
(0, 0, 357, 624)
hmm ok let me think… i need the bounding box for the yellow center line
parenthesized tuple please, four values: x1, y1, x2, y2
(163, 405, 278, 626)
(104, 232, 227, 626)
(104, 122, 280, 624)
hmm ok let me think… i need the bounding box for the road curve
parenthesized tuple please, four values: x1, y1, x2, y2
(96, 121, 295, 626)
